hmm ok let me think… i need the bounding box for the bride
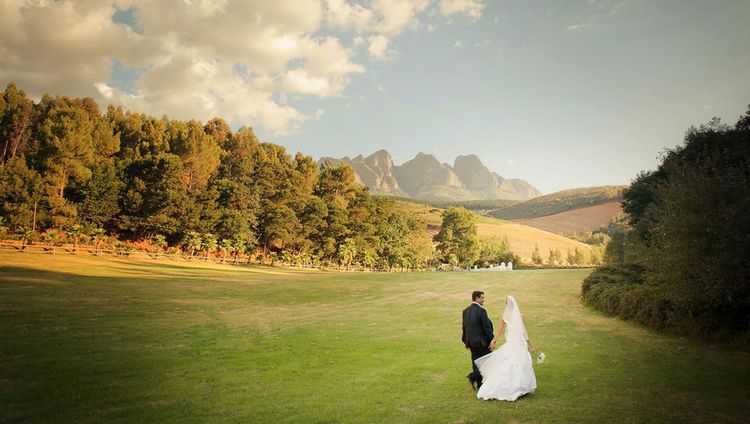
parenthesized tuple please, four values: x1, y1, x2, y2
(475, 295, 537, 401)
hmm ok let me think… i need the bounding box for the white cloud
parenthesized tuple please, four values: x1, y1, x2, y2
(453, 40, 463, 48)
(0, 0, 485, 135)
(371, 0, 431, 34)
(567, 23, 587, 31)
(368, 35, 390, 60)
(324, 0, 374, 32)
(440, 0, 484, 21)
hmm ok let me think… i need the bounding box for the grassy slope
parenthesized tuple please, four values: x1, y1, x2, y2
(518, 201, 624, 234)
(395, 200, 591, 260)
(490, 186, 627, 220)
(1, 252, 748, 423)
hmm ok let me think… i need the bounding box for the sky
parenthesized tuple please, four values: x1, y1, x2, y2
(1, 0, 748, 194)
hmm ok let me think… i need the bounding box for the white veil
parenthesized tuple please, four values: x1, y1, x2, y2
(502, 296, 529, 347)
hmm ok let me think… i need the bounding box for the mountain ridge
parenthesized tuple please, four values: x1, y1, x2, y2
(319, 150, 541, 201)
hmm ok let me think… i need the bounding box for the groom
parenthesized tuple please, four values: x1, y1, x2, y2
(462, 290, 494, 390)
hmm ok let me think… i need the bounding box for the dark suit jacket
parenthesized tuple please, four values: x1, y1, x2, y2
(462, 303, 494, 349)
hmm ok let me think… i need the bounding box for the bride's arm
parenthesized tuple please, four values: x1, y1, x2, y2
(489, 320, 506, 350)
(522, 315, 535, 352)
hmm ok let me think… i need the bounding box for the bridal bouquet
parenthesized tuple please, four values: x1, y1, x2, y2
(536, 351, 546, 364)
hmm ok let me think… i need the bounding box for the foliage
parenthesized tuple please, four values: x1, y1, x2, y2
(0, 83, 439, 271)
(589, 107, 750, 338)
(433, 207, 479, 268)
(531, 243, 543, 265)
(475, 235, 518, 268)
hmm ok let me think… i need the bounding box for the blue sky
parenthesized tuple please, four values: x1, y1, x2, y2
(1, 0, 748, 193)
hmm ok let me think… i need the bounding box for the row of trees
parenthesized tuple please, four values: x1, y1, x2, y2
(0, 83, 535, 270)
(0, 83, 438, 270)
(530, 244, 603, 266)
(583, 107, 750, 338)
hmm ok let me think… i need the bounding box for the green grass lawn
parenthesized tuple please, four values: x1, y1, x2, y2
(1, 251, 748, 423)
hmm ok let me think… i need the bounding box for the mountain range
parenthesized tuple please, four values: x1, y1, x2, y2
(319, 150, 541, 201)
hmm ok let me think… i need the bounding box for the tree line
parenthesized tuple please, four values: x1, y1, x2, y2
(0, 83, 439, 270)
(582, 107, 750, 338)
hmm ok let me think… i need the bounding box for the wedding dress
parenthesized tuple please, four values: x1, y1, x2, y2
(475, 296, 537, 401)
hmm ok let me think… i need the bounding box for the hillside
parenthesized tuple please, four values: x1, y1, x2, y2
(394, 199, 591, 261)
(382, 197, 520, 213)
(517, 201, 623, 234)
(489, 185, 626, 220)
(321, 151, 541, 201)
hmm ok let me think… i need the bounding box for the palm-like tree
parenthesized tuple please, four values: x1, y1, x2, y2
(42, 229, 63, 246)
(219, 239, 232, 263)
(152, 234, 167, 254)
(0, 217, 8, 238)
(66, 224, 84, 253)
(231, 237, 246, 264)
(91, 228, 107, 255)
(15, 226, 34, 251)
(184, 231, 202, 258)
(202, 233, 217, 261)
(280, 250, 291, 266)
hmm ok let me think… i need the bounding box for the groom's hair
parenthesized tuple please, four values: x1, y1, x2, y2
(472, 291, 484, 301)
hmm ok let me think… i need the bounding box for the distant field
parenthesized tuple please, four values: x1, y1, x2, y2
(518, 201, 624, 234)
(476, 221, 592, 260)
(1, 252, 748, 423)
(395, 199, 592, 260)
(490, 186, 626, 220)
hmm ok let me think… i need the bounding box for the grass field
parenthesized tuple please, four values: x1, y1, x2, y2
(1, 251, 749, 423)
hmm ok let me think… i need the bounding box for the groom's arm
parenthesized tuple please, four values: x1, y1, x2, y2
(461, 311, 467, 347)
(480, 309, 494, 345)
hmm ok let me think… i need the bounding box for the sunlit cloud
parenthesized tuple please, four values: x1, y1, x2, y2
(0, 0, 485, 135)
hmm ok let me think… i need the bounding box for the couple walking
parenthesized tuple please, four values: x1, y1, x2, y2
(462, 290, 537, 401)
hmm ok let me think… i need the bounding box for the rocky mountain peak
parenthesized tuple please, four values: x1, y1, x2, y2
(319, 150, 541, 201)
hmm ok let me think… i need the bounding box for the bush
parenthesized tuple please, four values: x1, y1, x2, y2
(582, 265, 674, 332)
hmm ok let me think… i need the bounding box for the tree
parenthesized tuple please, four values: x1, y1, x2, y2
(476, 235, 517, 268)
(0, 157, 43, 229)
(201, 233, 217, 261)
(15, 226, 34, 250)
(219, 238, 232, 263)
(35, 96, 100, 227)
(152, 234, 167, 254)
(338, 238, 357, 270)
(230, 235, 247, 264)
(1, 83, 34, 164)
(532, 243, 543, 265)
(184, 231, 202, 257)
(66, 224, 84, 253)
(41, 228, 63, 247)
(168, 120, 221, 191)
(91, 227, 107, 255)
(119, 154, 193, 238)
(434, 207, 479, 268)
